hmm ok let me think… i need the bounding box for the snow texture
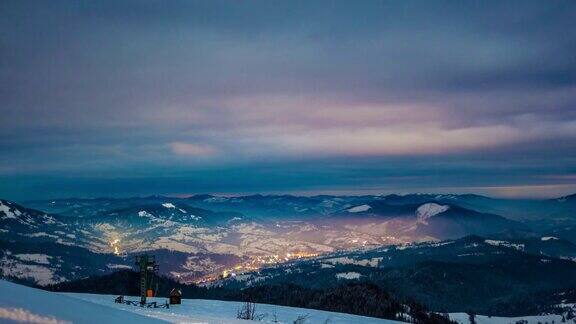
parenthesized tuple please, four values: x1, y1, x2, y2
(1, 257, 63, 285)
(484, 240, 524, 251)
(449, 312, 564, 324)
(348, 205, 371, 213)
(14, 254, 51, 265)
(0, 201, 21, 220)
(416, 203, 449, 224)
(335, 272, 362, 280)
(68, 291, 400, 323)
(0, 280, 161, 323)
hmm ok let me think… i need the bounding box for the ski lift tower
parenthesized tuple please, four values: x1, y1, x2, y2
(135, 254, 159, 305)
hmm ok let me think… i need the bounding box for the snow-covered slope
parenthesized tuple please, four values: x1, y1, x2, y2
(0, 280, 161, 323)
(448, 312, 564, 324)
(67, 293, 401, 324)
(415, 203, 449, 224)
(0, 280, 400, 323)
(348, 204, 371, 213)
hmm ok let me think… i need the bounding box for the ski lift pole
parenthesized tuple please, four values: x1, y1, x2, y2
(136, 255, 148, 305)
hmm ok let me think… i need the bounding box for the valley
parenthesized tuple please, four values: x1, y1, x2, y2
(2, 193, 576, 321)
(2, 194, 576, 285)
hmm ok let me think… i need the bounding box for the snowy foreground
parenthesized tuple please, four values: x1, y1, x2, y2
(449, 312, 566, 324)
(0, 280, 159, 323)
(0, 280, 400, 323)
(0, 280, 568, 324)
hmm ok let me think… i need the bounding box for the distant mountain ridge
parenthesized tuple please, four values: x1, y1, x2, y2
(23, 192, 576, 221)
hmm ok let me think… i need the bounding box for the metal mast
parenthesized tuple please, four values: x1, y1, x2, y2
(135, 254, 158, 305)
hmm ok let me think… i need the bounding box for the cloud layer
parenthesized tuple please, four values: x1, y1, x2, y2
(1, 0, 575, 199)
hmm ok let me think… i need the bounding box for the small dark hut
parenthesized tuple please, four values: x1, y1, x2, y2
(169, 288, 182, 305)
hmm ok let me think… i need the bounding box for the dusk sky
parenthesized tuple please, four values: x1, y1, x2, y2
(1, 0, 576, 200)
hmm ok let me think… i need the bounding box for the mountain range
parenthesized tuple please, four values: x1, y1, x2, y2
(2, 193, 576, 287)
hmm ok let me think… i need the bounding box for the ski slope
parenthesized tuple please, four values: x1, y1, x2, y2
(0, 280, 401, 323)
(0, 280, 161, 323)
(67, 293, 402, 323)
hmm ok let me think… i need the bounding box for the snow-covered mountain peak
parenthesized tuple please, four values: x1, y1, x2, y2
(162, 202, 176, 209)
(0, 200, 22, 220)
(137, 210, 153, 218)
(0, 199, 56, 227)
(348, 204, 371, 213)
(416, 203, 449, 224)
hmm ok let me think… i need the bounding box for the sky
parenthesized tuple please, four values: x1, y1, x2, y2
(1, 0, 576, 200)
